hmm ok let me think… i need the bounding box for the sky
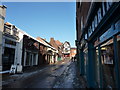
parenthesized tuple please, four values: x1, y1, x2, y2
(2, 2, 76, 47)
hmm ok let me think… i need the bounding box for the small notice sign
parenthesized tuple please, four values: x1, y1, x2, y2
(17, 65, 23, 73)
(10, 65, 16, 74)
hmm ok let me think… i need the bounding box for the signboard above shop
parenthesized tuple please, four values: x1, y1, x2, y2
(99, 25, 120, 44)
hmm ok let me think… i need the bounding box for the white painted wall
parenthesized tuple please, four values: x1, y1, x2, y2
(14, 31, 24, 66)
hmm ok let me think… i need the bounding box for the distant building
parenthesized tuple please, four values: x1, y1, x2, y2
(50, 38, 63, 61)
(62, 41, 71, 58)
(36, 37, 58, 64)
(70, 48, 76, 58)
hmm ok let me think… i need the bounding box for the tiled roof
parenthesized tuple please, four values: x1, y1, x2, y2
(55, 40, 63, 46)
(36, 37, 57, 50)
(36, 37, 49, 46)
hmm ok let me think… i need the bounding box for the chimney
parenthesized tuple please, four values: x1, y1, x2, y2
(50, 37, 54, 42)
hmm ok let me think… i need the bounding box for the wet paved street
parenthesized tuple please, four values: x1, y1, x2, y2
(53, 61, 76, 88)
(2, 59, 87, 88)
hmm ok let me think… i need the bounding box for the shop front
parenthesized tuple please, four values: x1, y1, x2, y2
(80, 19, 120, 88)
(2, 23, 19, 71)
(78, 2, 120, 88)
(22, 35, 39, 67)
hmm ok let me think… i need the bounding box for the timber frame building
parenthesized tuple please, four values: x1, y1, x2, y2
(76, 1, 120, 88)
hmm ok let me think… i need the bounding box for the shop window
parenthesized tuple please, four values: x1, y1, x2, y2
(33, 53, 37, 65)
(26, 52, 30, 66)
(100, 38, 116, 88)
(101, 39, 114, 64)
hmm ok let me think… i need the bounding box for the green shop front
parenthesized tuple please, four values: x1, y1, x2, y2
(78, 2, 120, 88)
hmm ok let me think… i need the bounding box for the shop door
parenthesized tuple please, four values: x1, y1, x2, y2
(2, 47, 15, 70)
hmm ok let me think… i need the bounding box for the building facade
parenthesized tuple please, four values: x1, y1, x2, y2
(36, 37, 58, 64)
(2, 22, 24, 72)
(50, 38, 63, 61)
(0, 5, 6, 72)
(70, 47, 76, 58)
(62, 41, 71, 58)
(76, 2, 120, 88)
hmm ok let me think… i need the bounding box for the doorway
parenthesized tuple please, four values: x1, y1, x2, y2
(2, 47, 15, 71)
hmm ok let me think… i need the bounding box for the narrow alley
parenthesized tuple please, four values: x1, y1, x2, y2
(0, 1, 120, 89)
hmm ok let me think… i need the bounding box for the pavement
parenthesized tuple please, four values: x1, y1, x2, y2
(1, 59, 87, 89)
(53, 61, 87, 88)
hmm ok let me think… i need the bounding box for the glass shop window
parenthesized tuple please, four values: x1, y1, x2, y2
(100, 38, 116, 88)
(26, 52, 30, 66)
(101, 39, 114, 64)
(33, 53, 37, 65)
